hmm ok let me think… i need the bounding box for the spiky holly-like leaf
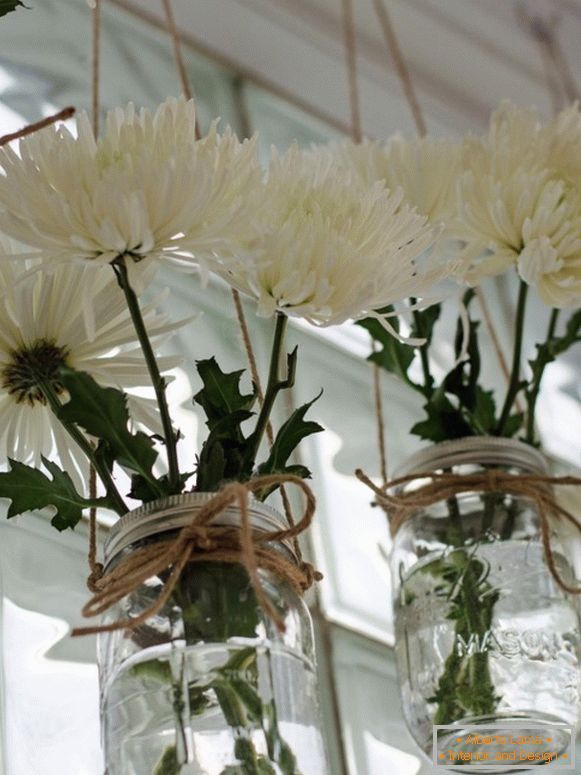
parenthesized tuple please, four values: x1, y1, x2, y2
(0, 457, 108, 530)
(0, 0, 26, 20)
(258, 392, 323, 477)
(58, 368, 158, 484)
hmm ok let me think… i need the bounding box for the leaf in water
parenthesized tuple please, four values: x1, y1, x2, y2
(152, 745, 180, 775)
(0, 457, 106, 530)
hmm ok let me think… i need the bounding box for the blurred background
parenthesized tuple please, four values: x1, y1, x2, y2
(0, 1, 580, 773)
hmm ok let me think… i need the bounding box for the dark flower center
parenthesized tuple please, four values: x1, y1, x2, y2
(1, 340, 69, 406)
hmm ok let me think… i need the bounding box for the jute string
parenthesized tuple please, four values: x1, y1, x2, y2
(160, 0, 297, 542)
(82, 0, 303, 607)
(516, 4, 579, 108)
(356, 467, 581, 595)
(87, 2, 102, 592)
(160, 0, 272, 442)
(91, 0, 101, 137)
(372, 0, 516, 411)
(72, 474, 322, 637)
(341, 0, 363, 144)
(340, 0, 388, 484)
(0, 107, 75, 147)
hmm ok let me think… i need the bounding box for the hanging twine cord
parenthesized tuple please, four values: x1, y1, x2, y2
(87, 462, 103, 593)
(72, 474, 322, 637)
(87, 1, 103, 592)
(516, 4, 579, 107)
(160, 0, 299, 545)
(341, 0, 363, 143)
(371, 341, 389, 486)
(356, 467, 581, 595)
(160, 0, 199, 139)
(372, 0, 516, 410)
(0, 107, 75, 147)
(160, 0, 272, 441)
(372, 0, 427, 137)
(91, 0, 101, 136)
(341, 0, 388, 484)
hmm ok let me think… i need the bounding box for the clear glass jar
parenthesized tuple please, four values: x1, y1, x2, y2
(98, 494, 329, 775)
(390, 437, 581, 766)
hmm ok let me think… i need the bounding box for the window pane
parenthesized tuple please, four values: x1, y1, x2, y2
(0, 514, 102, 774)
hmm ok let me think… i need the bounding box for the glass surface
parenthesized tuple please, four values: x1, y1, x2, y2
(99, 514, 329, 775)
(391, 448, 581, 768)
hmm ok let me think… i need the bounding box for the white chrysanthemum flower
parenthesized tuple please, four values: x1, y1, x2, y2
(456, 101, 581, 306)
(206, 144, 440, 329)
(0, 256, 179, 488)
(541, 103, 581, 188)
(0, 97, 262, 290)
(327, 135, 462, 224)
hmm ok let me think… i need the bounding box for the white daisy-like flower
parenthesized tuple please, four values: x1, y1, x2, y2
(0, 255, 180, 488)
(205, 144, 441, 330)
(456, 101, 581, 306)
(0, 97, 263, 290)
(327, 135, 462, 224)
(541, 103, 581, 188)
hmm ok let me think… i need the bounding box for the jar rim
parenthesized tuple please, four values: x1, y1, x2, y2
(105, 492, 295, 567)
(394, 436, 548, 478)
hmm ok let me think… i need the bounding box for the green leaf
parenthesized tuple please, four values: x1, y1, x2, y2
(194, 359, 258, 491)
(0, 0, 26, 19)
(196, 409, 255, 491)
(356, 316, 416, 386)
(58, 368, 159, 488)
(413, 290, 506, 442)
(194, 358, 256, 431)
(411, 387, 472, 442)
(0, 458, 106, 530)
(410, 304, 442, 348)
(129, 471, 193, 502)
(529, 309, 581, 389)
(152, 745, 180, 775)
(504, 412, 524, 439)
(257, 392, 323, 477)
(460, 387, 497, 435)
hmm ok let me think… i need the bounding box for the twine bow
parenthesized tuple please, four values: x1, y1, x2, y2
(72, 474, 322, 637)
(356, 467, 581, 595)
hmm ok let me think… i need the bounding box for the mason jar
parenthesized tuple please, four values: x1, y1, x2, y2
(390, 437, 581, 766)
(97, 493, 329, 775)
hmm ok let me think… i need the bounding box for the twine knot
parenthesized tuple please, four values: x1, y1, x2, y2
(73, 474, 321, 638)
(87, 562, 104, 593)
(299, 562, 324, 589)
(356, 467, 581, 596)
(181, 523, 217, 551)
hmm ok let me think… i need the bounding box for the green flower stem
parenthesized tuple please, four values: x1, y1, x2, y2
(482, 491, 501, 534)
(113, 257, 181, 492)
(157, 565, 299, 775)
(245, 313, 289, 468)
(432, 493, 498, 725)
(40, 379, 127, 515)
(525, 308, 560, 444)
(412, 309, 433, 396)
(496, 280, 529, 436)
